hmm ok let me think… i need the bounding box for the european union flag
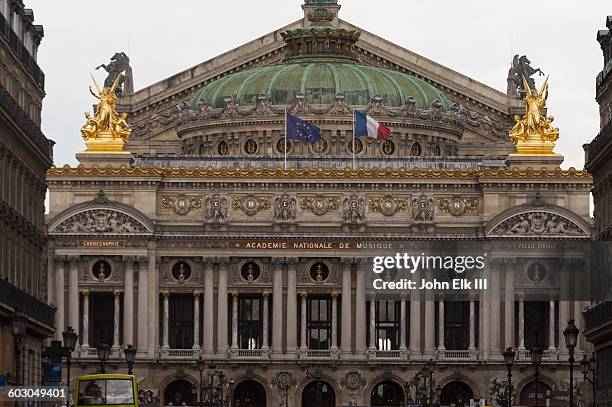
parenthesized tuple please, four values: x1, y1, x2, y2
(286, 113, 321, 144)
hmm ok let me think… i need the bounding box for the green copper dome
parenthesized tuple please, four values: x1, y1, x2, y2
(191, 60, 450, 111)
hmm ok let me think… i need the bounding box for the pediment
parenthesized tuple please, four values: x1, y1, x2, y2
(486, 204, 590, 239)
(49, 200, 154, 236)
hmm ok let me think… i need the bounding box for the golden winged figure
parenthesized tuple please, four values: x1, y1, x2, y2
(80, 72, 132, 153)
(508, 75, 560, 156)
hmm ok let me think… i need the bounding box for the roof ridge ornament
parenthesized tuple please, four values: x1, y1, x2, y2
(302, 0, 340, 28)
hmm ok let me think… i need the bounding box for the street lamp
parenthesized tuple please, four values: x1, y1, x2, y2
(564, 320, 580, 407)
(10, 312, 28, 386)
(97, 343, 111, 374)
(196, 362, 234, 407)
(124, 345, 137, 375)
(530, 345, 543, 407)
(426, 359, 436, 407)
(581, 353, 597, 407)
(503, 347, 516, 407)
(62, 327, 78, 407)
(196, 356, 205, 404)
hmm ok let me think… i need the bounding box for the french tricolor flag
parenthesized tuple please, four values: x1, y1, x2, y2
(354, 111, 391, 140)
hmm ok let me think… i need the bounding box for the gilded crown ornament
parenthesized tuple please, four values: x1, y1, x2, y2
(80, 72, 132, 154)
(508, 75, 560, 156)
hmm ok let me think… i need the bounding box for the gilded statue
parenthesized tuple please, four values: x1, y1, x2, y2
(80, 72, 132, 154)
(508, 76, 560, 156)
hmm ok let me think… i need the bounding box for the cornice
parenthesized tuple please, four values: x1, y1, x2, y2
(47, 165, 592, 181)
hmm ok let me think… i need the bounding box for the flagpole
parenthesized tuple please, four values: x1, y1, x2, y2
(284, 107, 288, 171)
(352, 110, 356, 171)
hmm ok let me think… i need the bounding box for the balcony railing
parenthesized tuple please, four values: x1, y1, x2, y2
(584, 302, 612, 331)
(300, 349, 337, 360)
(160, 348, 199, 359)
(515, 348, 559, 362)
(134, 155, 507, 172)
(0, 13, 44, 88)
(436, 349, 478, 361)
(370, 349, 406, 359)
(0, 279, 55, 327)
(587, 120, 612, 167)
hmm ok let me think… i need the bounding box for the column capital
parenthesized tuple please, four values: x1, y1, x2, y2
(263, 292, 270, 299)
(300, 292, 308, 299)
(194, 291, 201, 298)
(517, 291, 525, 300)
(331, 292, 338, 299)
(54, 255, 66, 263)
(113, 290, 122, 299)
(122, 255, 137, 263)
(287, 258, 300, 266)
(271, 258, 286, 267)
(136, 256, 148, 264)
(214, 256, 230, 265)
(340, 257, 355, 265)
(232, 292, 239, 299)
(67, 256, 80, 266)
(202, 256, 216, 265)
(162, 290, 170, 298)
(82, 288, 89, 297)
(468, 293, 477, 301)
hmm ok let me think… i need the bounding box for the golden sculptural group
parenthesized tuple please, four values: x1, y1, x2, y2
(80, 72, 131, 154)
(509, 76, 560, 156)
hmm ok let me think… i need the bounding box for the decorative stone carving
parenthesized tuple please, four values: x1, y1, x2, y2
(289, 92, 311, 115)
(219, 96, 241, 119)
(309, 138, 329, 156)
(490, 212, 586, 237)
(401, 96, 417, 117)
(253, 94, 278, 116)
(55, 210, 148, 234)
(364, 95, 393, 117)
(368, 195, 409, 216)
(205, 194, 228, 222)
(437, 196, 479, 216)
(161, 194, 203, 215)
(342, 194, 366, 224)
(490, 378, 514, 407)
(411, 194, 435, 222)
(300, 195, 340, 216)
(273, 193, 297, 222)
(231, 195, 272, 216)
(327, 93, 352, 114)
(341, 371, 366, 406)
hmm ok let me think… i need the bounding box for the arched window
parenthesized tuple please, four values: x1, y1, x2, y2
(302, 380, 335, 407)
(232, 380, 266, 407)
(411, 142, 422, 156)
(371, 381, 405, 406)
(440, 381, 474, 407)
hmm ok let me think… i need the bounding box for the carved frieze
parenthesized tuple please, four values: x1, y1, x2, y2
(54, 210, 149, 234)
(299, 195, 340, 216)
(273, 193, 297, 222)
(368, 195, 410, 216)
(411, 194, 435, 222)
(205, 194, 228, 222)
(437, 196, 479, 216)
(231, 195, 272, 216)
(342, 194, 366, 224)
(161, 194, 203, 215)
(490, 212, 587, 237)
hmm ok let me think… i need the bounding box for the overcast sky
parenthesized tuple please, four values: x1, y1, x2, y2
(26, 0, 610, 169)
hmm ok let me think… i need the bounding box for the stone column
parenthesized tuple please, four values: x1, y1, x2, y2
(82, 289, 90, 348)
(300, 293, 307, 351)
(68, 256, 80, 337)
(341, 259, 352, 357)
(55, 257, 65, 341)
(262, 293, 270, 351)
(490, 259, 501, 355)
(424, 278, 435, 357)
(400, 296, 407, 351)
(193, 292, 200, 349)
(331, 293, 338, 353)
(355, 260, 366, 355)
(123, 257, 134, 346)
(438, 299, 445, 350)
(369, 295, 376, 351)
(217, 259, 228, 354)
(203, 258, 214, 356)
(480, 261, 492, 359)
(162, 291, 169, 349)
(559, 260, 570, 355)
(146, 242, 157, 356)
(548, 296, 556, 350)
(504, 261, 515, 349)
(286, 260, 298, 356)
(410, 291, 421, 357)
(518, 293, 525, 349)
(469, 295, 476, 350)
(137, 257, 148, 353)
(272, 260, 284, 356)
(573, 260, 585, 353)
(113, 291, 121, 349)
(47, 244, 55, 306)
(231, 293, 238, 351)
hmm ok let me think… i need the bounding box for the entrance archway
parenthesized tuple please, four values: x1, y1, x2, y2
(233, 380, 266, 407)
(440, 381, 473, 407)
(371, 381, 405, 406)
(302, 380, 335, 407)
(163, 379, 195, 406)
(519, 380, 551, 406)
